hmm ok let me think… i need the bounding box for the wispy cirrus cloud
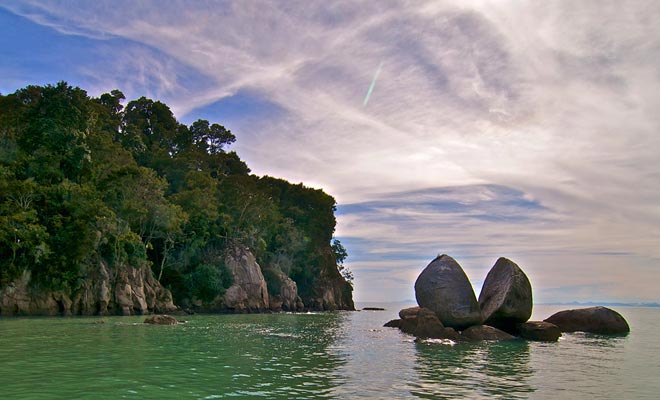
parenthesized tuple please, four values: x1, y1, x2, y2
(1, 0, 659, 303)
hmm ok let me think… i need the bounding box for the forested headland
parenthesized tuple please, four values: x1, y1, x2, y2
(0, 82, 354, 315)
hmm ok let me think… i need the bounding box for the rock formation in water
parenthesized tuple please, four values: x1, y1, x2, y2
(414, 255, 482, 329)
(544, 306, 630, 334)
(0, 264, 176, 316)
(386, 254, 630, 343)
(460, 325, 515, 341)
(478, 257, 533, 333)
(516, 321, 561, 341)
(384, 307, 460, 340)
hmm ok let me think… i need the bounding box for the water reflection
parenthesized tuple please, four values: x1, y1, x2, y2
(412, 340, 534, 399)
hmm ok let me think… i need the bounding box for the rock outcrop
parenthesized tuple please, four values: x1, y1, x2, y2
(384, 307, 460, 340)
(264, 267, 304, 312)
(414, 255, 482, 329)
(544, 306, 630, 334)
(0, 263, 176, 316)
(478, 257, 533, 333)
(221, 245, 270, 312)
(304, 248, 355, 311)
(399, 306, 421, 319)
(517, 321, 561, 341)
(460, 325, 515, 341)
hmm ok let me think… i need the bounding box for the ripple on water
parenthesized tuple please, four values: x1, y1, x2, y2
(0, 307, 658, 399)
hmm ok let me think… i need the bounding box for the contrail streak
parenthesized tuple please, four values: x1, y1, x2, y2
(363, 61, 383, 107)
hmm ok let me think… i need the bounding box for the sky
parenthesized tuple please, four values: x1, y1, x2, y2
(1, 0, 659, 304)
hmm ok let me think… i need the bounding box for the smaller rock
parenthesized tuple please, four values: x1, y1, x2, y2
(400, 316, 419, 335)
(144, 315, 178, 325)
(384, 319, 402, 328)
(544, 306, 630, 334)
(362, 307, 386, 311)
(399, 306, 421, 319)
(414, 308, 447, 339)
(517, 321, 561, 341)
(388, 307, 459, 340)
(461, 325, 516, 341)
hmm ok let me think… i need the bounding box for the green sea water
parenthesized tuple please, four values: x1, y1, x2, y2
(0, 304, 658, 399)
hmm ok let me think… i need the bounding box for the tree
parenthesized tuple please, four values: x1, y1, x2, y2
(332, 238, 353, 285)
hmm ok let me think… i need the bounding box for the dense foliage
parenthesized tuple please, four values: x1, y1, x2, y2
(0, 82, 351, 305)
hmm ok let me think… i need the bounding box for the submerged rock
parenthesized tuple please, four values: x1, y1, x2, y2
(461, 325, 516, 341)
(144, 315, 179, 325)
(517, 321, 561, 341)
(414, 255, 482, 329)
(544, 306, 630, 334)
(478, 257, 533, 333)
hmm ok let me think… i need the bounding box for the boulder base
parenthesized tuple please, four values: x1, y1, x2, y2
(544, 306, 630, 334)
(385, 307, 460, 340)
(517, 321, 561, 341)
(414, 255, 482, 329)
(461, 325, 515, 341)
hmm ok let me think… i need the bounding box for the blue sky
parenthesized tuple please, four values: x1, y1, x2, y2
(2, 1, 659, 303)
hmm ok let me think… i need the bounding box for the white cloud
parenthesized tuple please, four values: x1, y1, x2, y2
(3, 0, 660, 302)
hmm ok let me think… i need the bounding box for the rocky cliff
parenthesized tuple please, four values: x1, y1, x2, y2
(0, 244, 353, 316)
(0, 263, 176, 316)
(189, 244, 351, 313)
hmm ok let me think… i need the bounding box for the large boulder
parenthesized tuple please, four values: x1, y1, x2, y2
(478, 257, 533, 332)
(517, 321, 561, 341)
(461, 325, 515, 341)
(544, 306, 630, 334)
(414, 255, 482, 329)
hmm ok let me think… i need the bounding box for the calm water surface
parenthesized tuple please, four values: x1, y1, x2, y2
(0, 304, 658, 399)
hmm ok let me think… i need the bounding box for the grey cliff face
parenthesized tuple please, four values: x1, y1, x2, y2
(221, 245, 270, 312)
(0, 263, 176, 316)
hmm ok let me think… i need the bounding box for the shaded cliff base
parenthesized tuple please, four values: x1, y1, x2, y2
(0, 245, 354, 316)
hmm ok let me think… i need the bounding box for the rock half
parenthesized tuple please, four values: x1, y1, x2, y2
(478, 257, 533, 332)
(414, 255, 481, 329)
